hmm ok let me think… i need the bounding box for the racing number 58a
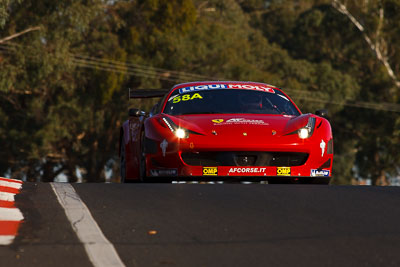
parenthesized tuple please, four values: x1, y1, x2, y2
(173, 93, 203, 103)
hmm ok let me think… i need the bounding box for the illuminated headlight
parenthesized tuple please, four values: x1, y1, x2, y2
(162, 117, 189, 139)
(298, 128, 310, 139)
(175, 128, 188, 139)
(298, 117, 316, 139)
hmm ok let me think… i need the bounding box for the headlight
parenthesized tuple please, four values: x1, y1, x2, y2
(162, 117, 189, 139)
(298, 117, 316, 139)
(298, 128, 309, 139)
(175, 128, 188, 138)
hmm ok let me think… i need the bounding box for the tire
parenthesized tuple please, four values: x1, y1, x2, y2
(120, 134, 126, 183)
(267, 178, 294, 184)
(311, 177, 331, 185)
(267, 177, 330, 184)
(297, 177, 331, 184)
(139, 131, 147, 182)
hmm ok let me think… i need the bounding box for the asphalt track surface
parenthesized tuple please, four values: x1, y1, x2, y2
(2, 183, 400, 266)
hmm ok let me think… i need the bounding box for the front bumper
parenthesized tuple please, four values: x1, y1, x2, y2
(146, 142, 333, 179)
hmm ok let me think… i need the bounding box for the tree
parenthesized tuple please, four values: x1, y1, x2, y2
(0, 0, 110, 181)
(1, 0, 399, 184)
(243, 0, 400, 184)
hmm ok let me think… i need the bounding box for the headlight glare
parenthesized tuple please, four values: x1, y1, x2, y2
(175, 128, 188, 139)
(298, 128, 309, 139)
(162, 117, 189, 139)
(297, 117, 316, 139)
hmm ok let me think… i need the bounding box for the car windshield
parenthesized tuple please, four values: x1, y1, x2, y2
(163, 89, 300, 116)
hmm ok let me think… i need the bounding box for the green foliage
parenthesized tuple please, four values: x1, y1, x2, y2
(0, 0, 21, 28)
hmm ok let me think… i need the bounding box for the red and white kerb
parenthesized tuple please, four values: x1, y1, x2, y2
(0, 177, 23, 245)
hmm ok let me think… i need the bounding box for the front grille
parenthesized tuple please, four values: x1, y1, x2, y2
(181, 152, 308, 167)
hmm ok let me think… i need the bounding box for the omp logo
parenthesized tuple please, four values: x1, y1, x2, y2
(212, 119, 224, 123)
(203, 167, 218, 176)
(277, 167, 291, 176)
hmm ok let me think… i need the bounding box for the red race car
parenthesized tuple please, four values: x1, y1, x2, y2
(119, 81, 333, 184)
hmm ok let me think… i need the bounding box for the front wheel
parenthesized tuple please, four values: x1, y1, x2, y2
(139, 131, 147, 182)
(120, 134, 126, 183)
(267, 177, 331, 184)
(310, 177, 331, 185)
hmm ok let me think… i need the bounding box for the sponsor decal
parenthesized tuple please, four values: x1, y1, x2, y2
(320, 140, 326, 157)
(160, 139, 168, 157)
(311, 169, 330, 177)
(212, 118, 269, 126)
(179, 84, 226, 93)
(271, 130, 277, 135)
(277, 167, 291, 176)
(178, 84, 275, 94)
(228, 167, 266, 174)
(150, 169, 178, 177)
(203, 167, 218, 176)
(228, 84, 275, 93)
(171, 93, 203, 103)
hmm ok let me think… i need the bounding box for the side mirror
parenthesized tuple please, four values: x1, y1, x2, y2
(315, 109, 329, 119)
(129, 108, 146, 117)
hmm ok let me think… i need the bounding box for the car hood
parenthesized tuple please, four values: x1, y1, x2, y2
(165, 113, 312, 138)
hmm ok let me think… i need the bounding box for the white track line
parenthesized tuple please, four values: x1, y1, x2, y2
(51, 183, 125, 267)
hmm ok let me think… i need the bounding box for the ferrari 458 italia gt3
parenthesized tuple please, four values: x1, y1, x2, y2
(119, 81, 333, 183)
